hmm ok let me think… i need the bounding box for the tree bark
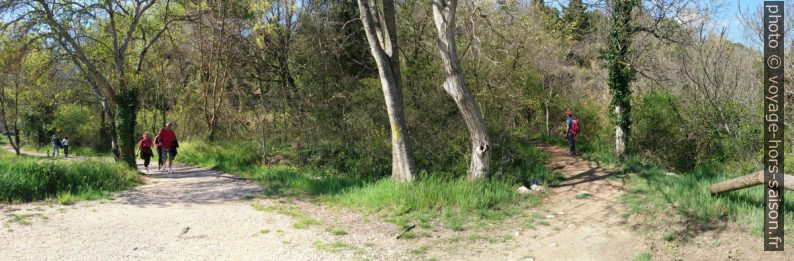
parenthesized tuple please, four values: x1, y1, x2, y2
(432, 0, 491, 179)
(709, 171, 794, 194)
(357, 0, 416, 181)
(615, 105, 626, 157)
(544, 101, 550, 135)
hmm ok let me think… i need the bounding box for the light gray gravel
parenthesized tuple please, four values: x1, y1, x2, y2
(0, 164, 370, 260)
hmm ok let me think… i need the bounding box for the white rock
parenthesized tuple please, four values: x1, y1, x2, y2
(549, 243, 557, 247)
(517, 186, 531, 194)
(665, 172, 677, 176)
(577, 191, 591, 197)
(530, 184, 543, 191)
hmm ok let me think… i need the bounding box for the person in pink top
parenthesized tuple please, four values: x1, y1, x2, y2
(136, 132, 154, 171)
(157, 123, 178, 174)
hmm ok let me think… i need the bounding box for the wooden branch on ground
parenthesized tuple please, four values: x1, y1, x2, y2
(396, 224, 416, 239)
(709, 171, 794, 194)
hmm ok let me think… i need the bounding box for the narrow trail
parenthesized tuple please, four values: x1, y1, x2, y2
(520, 143, 644, 260)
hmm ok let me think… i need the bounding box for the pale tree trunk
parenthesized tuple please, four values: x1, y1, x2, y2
(615, 105, 626, 157)
(357, 0, 416, 181)
(544, 101, 550, 135)
(432, 0, 491, 179)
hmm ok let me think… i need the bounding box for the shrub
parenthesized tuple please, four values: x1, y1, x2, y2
(0, 152, 140, 202)
(631, 91, 696, 171)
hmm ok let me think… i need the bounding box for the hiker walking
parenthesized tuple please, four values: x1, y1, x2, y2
(564, 111, 579, 156)
(51, 134, 61, 157)
(157, 123, 177, 174)
(61, 137, 70, 157)
(154, 134, 164, 171)
(136, 132, 154, 171)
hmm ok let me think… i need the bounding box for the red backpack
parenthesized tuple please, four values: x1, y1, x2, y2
(571, 119, 580, 135)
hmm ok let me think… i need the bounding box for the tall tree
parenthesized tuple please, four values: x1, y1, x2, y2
(561, 0, 589, 41)
(1, 0, 179, 167)
(357, 0, 416, 181)
(601, 0, 638, 158)
(432, 0, 491, 179)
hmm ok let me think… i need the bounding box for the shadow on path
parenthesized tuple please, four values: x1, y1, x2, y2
(114, 163, 264, 206)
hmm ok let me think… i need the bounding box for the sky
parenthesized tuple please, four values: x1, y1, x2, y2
(546, 0, 764, 50)
(721, 0, 761, 49)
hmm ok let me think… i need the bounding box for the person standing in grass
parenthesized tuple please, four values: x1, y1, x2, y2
(564, 111, 579, 156)
(157, 123, 177, 174)
(51, 134, 61, 157)
(154, 134, 164, 171)
(136, 132, 154, 171)
(61, 137, 70, 157)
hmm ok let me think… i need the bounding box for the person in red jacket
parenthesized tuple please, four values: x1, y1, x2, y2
(136, 132, 154, 172)
(157, 123, 178, 174)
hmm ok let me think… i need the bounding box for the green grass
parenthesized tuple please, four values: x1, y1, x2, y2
(617, 156, 794, 243)
(0, 150, 141, 202)
(331, 176, 538, 230)
(179, 139, 555, 231)
(6, 213, 47, 225)
(251, 203, 322, 229)
(21, 145, 112, 158)
(634, 252, 652, 261)
(313, 240, 363, 254)
(326, 227, 347, 236)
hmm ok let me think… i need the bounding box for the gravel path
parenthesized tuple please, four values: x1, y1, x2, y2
(0, 162, 381, 260)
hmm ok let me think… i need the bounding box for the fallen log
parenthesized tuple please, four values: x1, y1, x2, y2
(709, 171, 794, 194)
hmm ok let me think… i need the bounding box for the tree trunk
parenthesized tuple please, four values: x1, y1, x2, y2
(432, 0, 491, 179)
(615, 105, 626, 158)
(709, 171, 794, 194)
(357, 0, 416, 181)
(115, 89, 139, 168)
(544, 100, 550, 135)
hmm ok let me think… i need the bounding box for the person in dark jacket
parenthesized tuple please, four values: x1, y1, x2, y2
(51, 134, 61, 157)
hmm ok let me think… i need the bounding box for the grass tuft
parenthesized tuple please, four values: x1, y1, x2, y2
(0, 150, 140, 203)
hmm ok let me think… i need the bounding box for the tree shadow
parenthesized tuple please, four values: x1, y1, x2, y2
(114, 164, 264, 207)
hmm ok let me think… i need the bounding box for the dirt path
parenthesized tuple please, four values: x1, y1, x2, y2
(409, 144, 648, 260)
(511, 144, 790, 260)
(0, 161, 405, 260)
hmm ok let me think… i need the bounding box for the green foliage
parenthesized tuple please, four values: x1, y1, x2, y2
(630, 91, 761, 171)
(52, 105, 106, 151)
(631, 91, 695, 171)
(332, 176, 538, 230)
(601, 0, 638, 156)
(115, 89, 140, 168)
(297, 144, 390, 178)
(621, 157, 794, 240)
(0, 151, 141, 202)
(20, 102, 55, 147)
(491, 134, 564, 186)
(561, 0, 591, 42)
(178, 140, 552, 228)
(177, 142, 262, 173)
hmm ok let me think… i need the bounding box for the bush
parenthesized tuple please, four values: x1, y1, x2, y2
(631, 91, 697, 171)
(177, 142, 262, 173)
(0, 152, 141, 202)
(630, 91, 761, 171)
(297, 143, 390, 178)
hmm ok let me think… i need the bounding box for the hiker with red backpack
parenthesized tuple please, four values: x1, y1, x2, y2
(564, 111, 579, 156)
